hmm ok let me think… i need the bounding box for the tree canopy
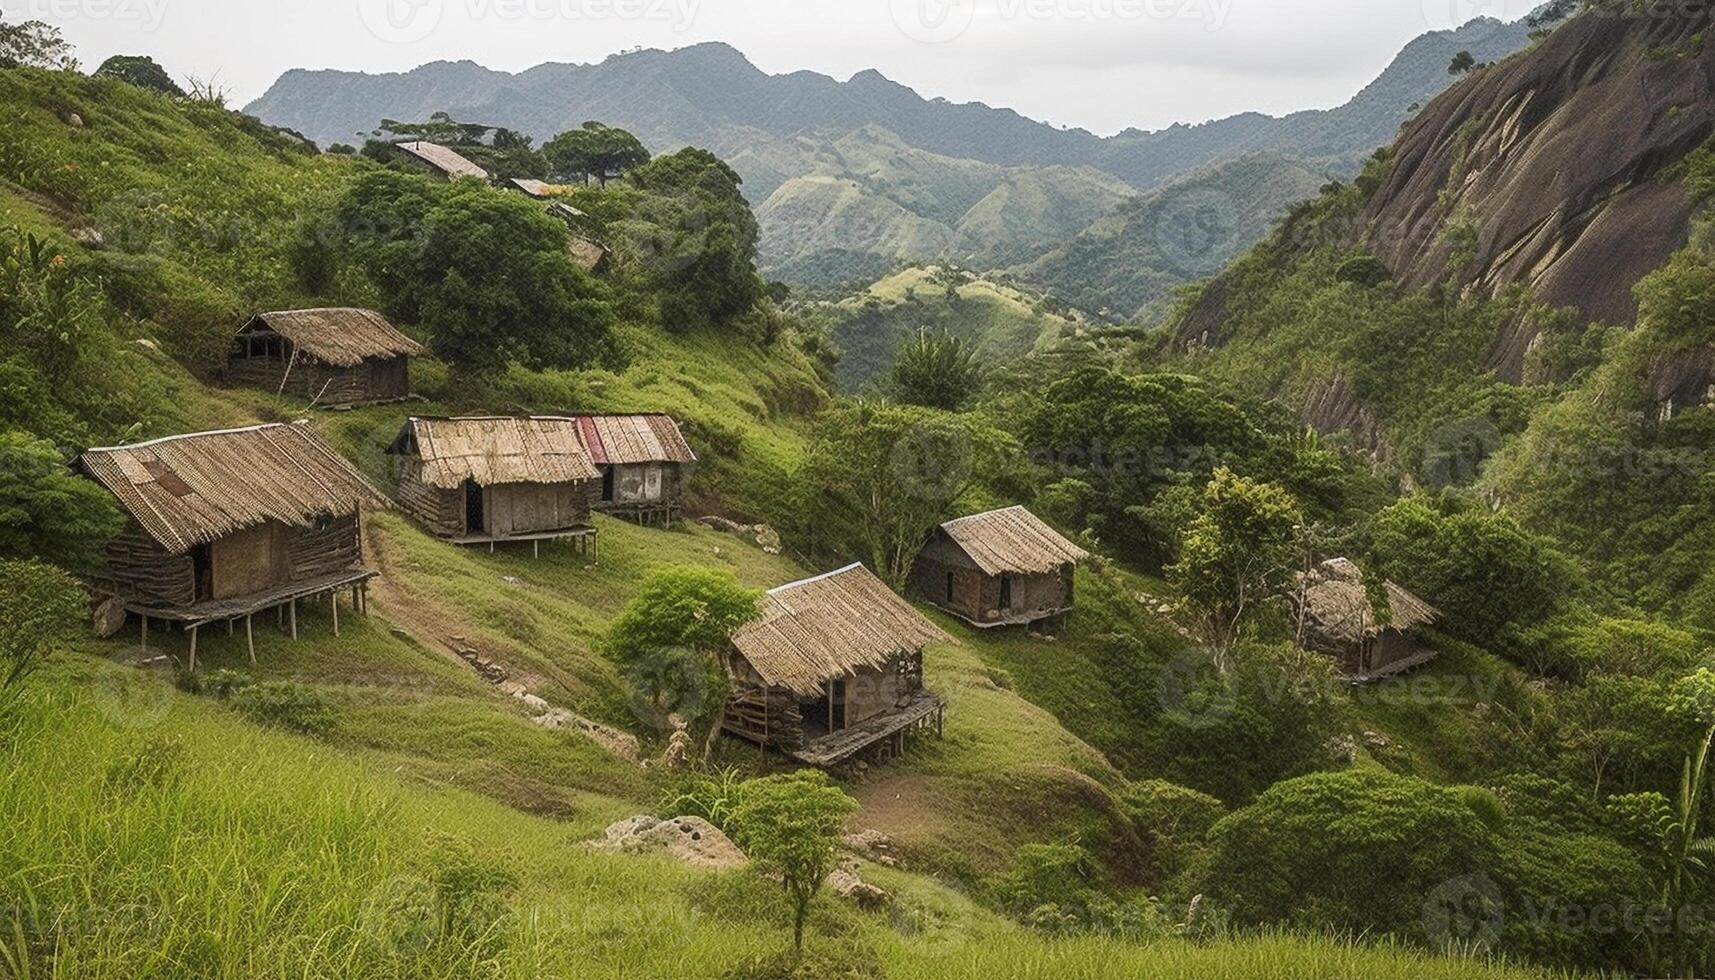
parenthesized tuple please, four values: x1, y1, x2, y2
(94, 55, 184, 96)
(730, 770, 858, 951)
(543, 121, 650, 185)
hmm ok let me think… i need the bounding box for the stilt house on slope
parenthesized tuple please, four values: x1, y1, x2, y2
(77, 423, 388, 668)
(911, 506, 1088, 628)
(1294, 558, 1441, 681)
(572, 414, 696, 525)
(387, 416, 601, 556)
(723, 564, 949, 768)
(387, 140, 490, 181)
(227, 308, 423, 407)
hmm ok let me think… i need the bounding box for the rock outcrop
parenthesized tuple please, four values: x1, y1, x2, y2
(587, 816, 747, 869)
(1366, 11, 1714, 378)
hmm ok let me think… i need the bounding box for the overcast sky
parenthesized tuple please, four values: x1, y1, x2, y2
(28, 0, 1541, 135)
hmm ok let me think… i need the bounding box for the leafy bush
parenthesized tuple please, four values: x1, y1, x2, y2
(1196, 770, 1500, 943)
(985, 843, 1163, 938)
(730, 770, 858, 952)
(0, 559, 86, 696)
(0, 431, 125, 571)
(1119, 780, 1226, 877)
(230, 682, 334, 735)
(661, 767, 750, 832)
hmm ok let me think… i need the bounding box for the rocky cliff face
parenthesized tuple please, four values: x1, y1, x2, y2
(1366, 11, 1714, 379)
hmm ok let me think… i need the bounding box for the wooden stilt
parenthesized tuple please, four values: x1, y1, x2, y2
(289, 599, 297, 640)
(331, 591, 339, 637)
(245, 615, 256, 665)
(227, 619, 234, 637)
(141, 615, 148, 652)
(189, 625, 198, 672)
(277, 605, 284, 628)
(533, 540, 539, 559)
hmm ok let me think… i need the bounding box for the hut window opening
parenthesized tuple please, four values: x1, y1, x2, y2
(945, 571, 955, 603)
(999, 575, 1013, 611)
(600, 466, 616, 503)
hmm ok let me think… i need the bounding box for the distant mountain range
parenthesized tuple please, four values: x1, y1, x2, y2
(247, 18, 1535, 298)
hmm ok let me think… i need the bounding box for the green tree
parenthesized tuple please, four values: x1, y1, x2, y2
(0, 16, 77, 70)
(0, 559, 85, 697)
(890, 329, 983, 411)
(1368, 496, 1577, 662)
(623, 148, 764, 333)
(543, 121, 651, 185)
(335, 172, 618, 375)
(1449, 51, 1476, 75)
(605, 567, 760, 754)
(791, 402, 1009, 588)
(0, 432, 124, 571)
(1168, 469, 1302, 659)
(730, 770, 858, 952)
(93, 55, 184, 96)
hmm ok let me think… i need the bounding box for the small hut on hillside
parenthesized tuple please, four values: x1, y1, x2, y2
(1295, 558, 1441, 681)
(388, 140, 490, 181)
(77, 423, 387, 667)
(227, 308, 423, 407)
(572, 414, 696, 525)
(723, 563, 948, 768)
(911, 506, 1088, 628)
(387, 416, 601, 556)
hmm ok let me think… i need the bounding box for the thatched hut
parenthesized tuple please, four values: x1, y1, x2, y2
(227, 308, 423, 407)
(910, 506, 1088, 628)
(388, 140, 490, 181)
(77, 423, 388, 667)
(723, 564, 948, 767)
(573, 415, 696, 525)
(386, 417, 601, 556)
(1295, 558, 1441, 680)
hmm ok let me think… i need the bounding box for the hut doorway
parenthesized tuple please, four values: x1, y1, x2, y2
(945, 571, 955, 604)
(463, 480, 485, 535)
(601, 466, 616, 503)
(999, 575, 1013, 612)
(192, 544, 214, 603)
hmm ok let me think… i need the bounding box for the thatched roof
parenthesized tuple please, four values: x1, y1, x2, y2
(732, 564, 949, 697)
(389, 417, 600, 490)
(567, 233, 611, 272)
(574, 415, 696, 466)
(1297, 558, 1440, 647)
(393, 140, 489, 180)
(242, 308, 424, 368)
(509, 178, 557, 198)
(79, 423, 388, 555)
(939, 506, 1089, 576)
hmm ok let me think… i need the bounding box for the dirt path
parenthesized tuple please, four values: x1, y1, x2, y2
(361, 521, 643, 764)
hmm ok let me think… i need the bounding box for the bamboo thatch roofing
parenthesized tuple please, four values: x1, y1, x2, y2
(1297, 558, 1440, 646)
(939, 506, 1089, 576)
(79, 423, 388, 555)
(573, 415, 696, 466)
(394, 140, 489, 180)
(731, 564, 949, 697)
(567, 234, 611, 272)
(243, 308, 424, 368)
(390, 417, 600, 490)
(509, 178, 558, 198)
